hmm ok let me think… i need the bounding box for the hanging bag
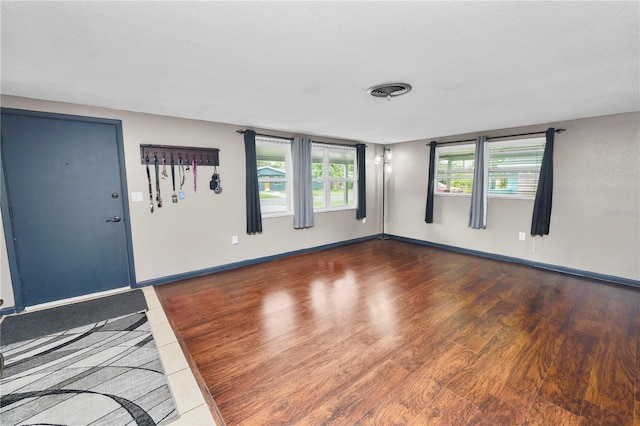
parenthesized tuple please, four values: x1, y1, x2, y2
(210, 166, 222, 194)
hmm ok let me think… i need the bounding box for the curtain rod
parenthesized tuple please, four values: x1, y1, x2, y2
(236, 129, 364, 148)
(236, 129, 293, 141)
(430, 128, 566, 146)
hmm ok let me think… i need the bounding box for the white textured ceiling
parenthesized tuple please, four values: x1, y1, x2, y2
(1, 1, 638, 144)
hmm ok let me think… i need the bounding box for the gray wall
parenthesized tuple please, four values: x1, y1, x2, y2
(385, 112, 640, 281)
(0, 96, 383, 309)
(2, 96, 637, 310)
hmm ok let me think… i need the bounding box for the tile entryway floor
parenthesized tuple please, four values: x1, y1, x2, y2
(142, 287, 216, 426)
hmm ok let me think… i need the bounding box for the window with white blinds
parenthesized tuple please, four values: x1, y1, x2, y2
(436, 144, 475, 194)
(435, 137, 545, 199)
(488, 138, 545, 198)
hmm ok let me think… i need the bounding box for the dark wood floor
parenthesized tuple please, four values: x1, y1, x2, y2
(156, 239, 640, 425)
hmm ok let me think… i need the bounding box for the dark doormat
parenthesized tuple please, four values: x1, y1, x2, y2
(0, 289, 147, 346)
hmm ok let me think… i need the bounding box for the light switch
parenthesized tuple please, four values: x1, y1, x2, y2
(131, 192, 144, 202)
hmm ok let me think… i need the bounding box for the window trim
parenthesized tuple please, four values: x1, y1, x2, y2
(311, 143, 357, 212)
(256, 136, 293, 217)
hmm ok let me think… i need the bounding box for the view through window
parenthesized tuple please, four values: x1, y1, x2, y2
(312, 144, 357, 211)
(256, 137, 292, 215)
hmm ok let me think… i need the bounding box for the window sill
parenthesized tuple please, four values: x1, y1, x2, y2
(489, 195, 535, 201)
(435, 193, 470, 198)
(435, 193, 535, 201)
(262, 207, 356, 218)
(261, 212, 293, 219)
(313, 206, 356, 213)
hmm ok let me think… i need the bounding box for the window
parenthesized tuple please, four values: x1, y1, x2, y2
(312, 144, 357, 211)
(256, 137, 292, 216)
(436, 144, 475, 194)
(488, 138, 545, 198)
(435, 137, 545, 199)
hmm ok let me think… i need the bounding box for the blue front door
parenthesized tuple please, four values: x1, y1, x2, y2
(1, 109, 133, 307)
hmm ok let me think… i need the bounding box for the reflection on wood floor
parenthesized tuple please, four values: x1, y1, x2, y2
(156, 239, 640, 425)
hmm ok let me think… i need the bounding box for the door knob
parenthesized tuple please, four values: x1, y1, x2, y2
(106, 216, 122, 223)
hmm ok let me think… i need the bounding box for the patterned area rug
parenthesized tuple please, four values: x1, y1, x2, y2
(0, 312, 177, 425)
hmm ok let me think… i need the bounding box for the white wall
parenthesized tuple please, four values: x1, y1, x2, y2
(0, 96, 382, 309)
(386, 112, 640, 281)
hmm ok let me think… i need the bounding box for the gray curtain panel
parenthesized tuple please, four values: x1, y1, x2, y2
(244, 130, 263, 234)
(469, 136, 488, 229)
(292, 137, 314, 229)
(356, 144, 366, 220)
(531, 128, 555, 235)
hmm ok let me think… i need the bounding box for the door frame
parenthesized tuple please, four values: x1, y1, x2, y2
(0, 108, 137, 312)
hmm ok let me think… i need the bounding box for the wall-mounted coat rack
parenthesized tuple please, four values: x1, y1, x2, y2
(139, 144, 219, 166)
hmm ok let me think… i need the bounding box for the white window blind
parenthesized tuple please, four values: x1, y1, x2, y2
(436, 144, 475, 194)
(435, 137, 546, 198)
(488, 138, 545, 198)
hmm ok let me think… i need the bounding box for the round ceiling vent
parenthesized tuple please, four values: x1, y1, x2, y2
(367, 82, 412, 99)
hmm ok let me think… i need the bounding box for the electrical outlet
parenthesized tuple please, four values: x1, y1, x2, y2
(518, 232, 526, 241)
(231, 235, 238, 245)
(362, 218, 366, 224)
